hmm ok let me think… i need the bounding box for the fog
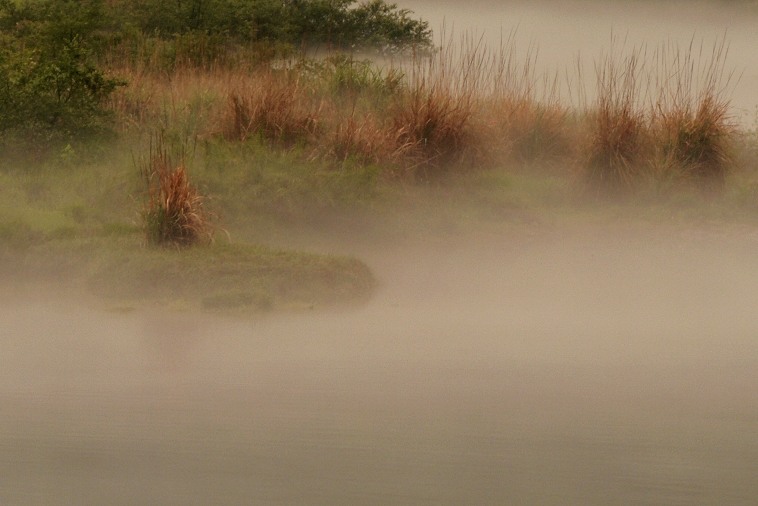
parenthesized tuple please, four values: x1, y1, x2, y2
(3, 223, 758, 504)
(404, 0, 758, 123)
(3, 1, 758, 505)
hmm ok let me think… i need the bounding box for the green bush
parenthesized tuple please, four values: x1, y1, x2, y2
(0, 0, 123, 154)
(112, 0, 431, 52)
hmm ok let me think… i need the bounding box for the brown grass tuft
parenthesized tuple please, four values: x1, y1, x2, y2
(320, 111, 391, 165)
(390, 85, 477, 177)
(386, 30, 498, 179)
(657, 96, 733, 185)
(651, 38, 736, 186)
(584, 49, 650, 190)
(223, 72, 320, 145)
(141, 138, 213, 247)
(492, 97, 570, 164)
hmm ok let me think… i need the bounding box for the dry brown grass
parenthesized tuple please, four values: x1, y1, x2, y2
(656, 96, 733, 185)
(105, 32, 582, 180)
(490, 96, 571, 164)
(108, 65, 234, 137)
(580, 37, 736, 192)
(651, 38, 736, 186)
(384, 29, 536, 178)
(106, 32, 738, 192)
(319, 111, 392, 165)
(477, 32, 572, 167)
(141, 137, 213, 247)
(584, 48, 651, 190)
(389, 86, 477, 177)
(223, 72, 322, 145)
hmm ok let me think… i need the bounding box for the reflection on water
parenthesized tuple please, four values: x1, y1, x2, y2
(2, 229, 757, 505)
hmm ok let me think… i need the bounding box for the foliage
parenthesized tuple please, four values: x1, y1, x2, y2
(0, 0, 123, 153)
(0, 0, 116, 51)
(300, 54, 405, 96)
(109, 0, 432, 52)
(290, 0, 432, 51)
(0, 0, 429, 154)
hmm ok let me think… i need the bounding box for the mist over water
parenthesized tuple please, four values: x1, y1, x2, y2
(3, 1, 758, 504)
(3, 224, 758, 504)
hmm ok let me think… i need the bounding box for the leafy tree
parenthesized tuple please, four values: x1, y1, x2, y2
(112, 0, 431, 50)
(0, 0, 123, 151)
(288, 0, 431, 50)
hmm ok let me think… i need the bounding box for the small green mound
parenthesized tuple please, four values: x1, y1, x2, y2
(202, 290, 272, 311)
(5, 235, 375, 313)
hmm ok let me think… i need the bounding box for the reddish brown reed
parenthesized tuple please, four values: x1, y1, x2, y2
(584, 48, 650, 190)
(223, 72, 320, 145)
(141, 139, 212, 247)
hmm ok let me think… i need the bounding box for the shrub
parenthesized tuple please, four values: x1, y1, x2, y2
(0, 0, 123, 153)
(290, 0, 432, 51)
(109, 0, 431, 56)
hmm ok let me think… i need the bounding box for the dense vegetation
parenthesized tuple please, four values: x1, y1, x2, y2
(3, 0, 758, 312)
(0, 0, 431, 152)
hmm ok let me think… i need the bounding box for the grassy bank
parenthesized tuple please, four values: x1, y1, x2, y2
(101, 30, 746, 190)
(3, 2, 758, 314)
(0, 145, 378, 313)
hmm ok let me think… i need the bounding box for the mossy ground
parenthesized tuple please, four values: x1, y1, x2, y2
(0, 144, 376, 314)
(2, 232, 374, 314)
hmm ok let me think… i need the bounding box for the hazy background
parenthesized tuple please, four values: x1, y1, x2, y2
(403, 0, 758, 123)
(2, 1, 758, 505)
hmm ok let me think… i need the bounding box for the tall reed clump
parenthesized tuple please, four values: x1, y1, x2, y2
(652, 38, 735, 186)
(582, 38, 736, 192)
(388, 31, 487, 179)
(299, 56, 404, 165)
(487, 37, 571, 164)
(585, 48, 650, 190)
(141, 137, 213, 247)
(388, 29, 574, 177)
(391, 85, 476, 176)
(223, 71, 320, 145)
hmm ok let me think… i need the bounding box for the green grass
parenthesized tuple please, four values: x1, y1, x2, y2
(0, 144, 377, 313)
(3, 232, 375, 313)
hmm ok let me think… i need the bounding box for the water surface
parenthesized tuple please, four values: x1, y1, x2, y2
(2, 227, 757, 505)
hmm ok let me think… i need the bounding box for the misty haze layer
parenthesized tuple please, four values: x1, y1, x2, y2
(2, 1, 758, 504)
(2, 225, 757, 505)
(403, 0, 758, 122)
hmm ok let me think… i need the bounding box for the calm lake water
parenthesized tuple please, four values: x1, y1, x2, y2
(3, 2, 758, 503)
(2, 225, 758, 505)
